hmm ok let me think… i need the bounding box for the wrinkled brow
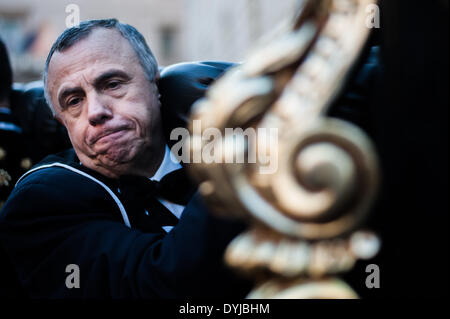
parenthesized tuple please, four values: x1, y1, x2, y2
(92, 69, 132, 88)
(57, 69, 132, 108)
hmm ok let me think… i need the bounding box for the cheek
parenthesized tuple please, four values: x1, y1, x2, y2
(66, 122, 88, 149)
(137, 108, 154, 135)
(121, 98, 157, 135)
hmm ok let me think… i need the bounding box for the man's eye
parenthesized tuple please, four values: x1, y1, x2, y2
(67, 97, 82, 107)
(106, 81, 121, 90)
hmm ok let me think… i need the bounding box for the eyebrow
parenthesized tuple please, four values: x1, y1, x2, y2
(57, 69, 132, 109)
(92, 69, 132, 88)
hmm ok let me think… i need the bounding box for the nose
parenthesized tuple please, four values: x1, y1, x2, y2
(87, 94, 113, 126)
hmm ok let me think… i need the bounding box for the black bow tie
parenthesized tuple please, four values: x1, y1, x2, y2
(150, 168, 197, 206)
(116, 168, 197, 230)
(119, 168, 196, 206)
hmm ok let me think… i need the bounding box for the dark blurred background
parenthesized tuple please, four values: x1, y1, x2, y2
(343, 0, 449, 299)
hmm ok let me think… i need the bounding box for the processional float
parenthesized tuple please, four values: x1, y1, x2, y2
(187, 0, 381, 298)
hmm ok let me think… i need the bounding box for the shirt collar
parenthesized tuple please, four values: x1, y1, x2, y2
(149, 145, 182, 182)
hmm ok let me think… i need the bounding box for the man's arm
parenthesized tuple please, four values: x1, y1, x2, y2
(0, 168, 251, 298)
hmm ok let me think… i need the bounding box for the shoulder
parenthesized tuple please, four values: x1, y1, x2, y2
(16, 163, 95, 192)
(0, 160, 121, 222)
(15, 148, 108, 195)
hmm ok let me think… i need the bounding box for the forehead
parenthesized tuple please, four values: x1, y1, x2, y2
(47, 28, 139, 93)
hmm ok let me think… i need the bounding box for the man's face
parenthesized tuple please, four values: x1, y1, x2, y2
(47, 28, 163, 178)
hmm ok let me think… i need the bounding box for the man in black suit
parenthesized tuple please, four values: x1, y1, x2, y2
(0, 19, 251, 298)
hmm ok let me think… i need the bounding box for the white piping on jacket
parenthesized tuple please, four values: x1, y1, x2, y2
(16, 163, 131, 227)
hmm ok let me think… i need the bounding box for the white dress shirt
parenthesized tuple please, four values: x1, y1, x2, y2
(149, 145, 185, 233)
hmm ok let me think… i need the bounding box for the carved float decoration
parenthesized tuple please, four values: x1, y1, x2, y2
(187, 0, 381, 298)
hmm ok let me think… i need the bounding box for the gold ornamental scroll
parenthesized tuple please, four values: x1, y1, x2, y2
(186, 0, 381, 299)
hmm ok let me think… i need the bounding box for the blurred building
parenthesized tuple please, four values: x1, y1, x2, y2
(0, 0, 300, 82)
(180, 0, 300, 62)
(0, 0, 183, 82)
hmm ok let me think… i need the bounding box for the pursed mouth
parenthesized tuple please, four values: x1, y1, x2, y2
(89, 127, 130, 145)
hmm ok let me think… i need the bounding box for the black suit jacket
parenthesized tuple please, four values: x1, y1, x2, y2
(0, 149, 251, 298)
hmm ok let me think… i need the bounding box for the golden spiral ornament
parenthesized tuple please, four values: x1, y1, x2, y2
(186, 0, 381, 298)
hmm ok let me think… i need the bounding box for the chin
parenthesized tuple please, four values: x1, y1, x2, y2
(102, 147, 137, 165)
(85, 139, 149, 176)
